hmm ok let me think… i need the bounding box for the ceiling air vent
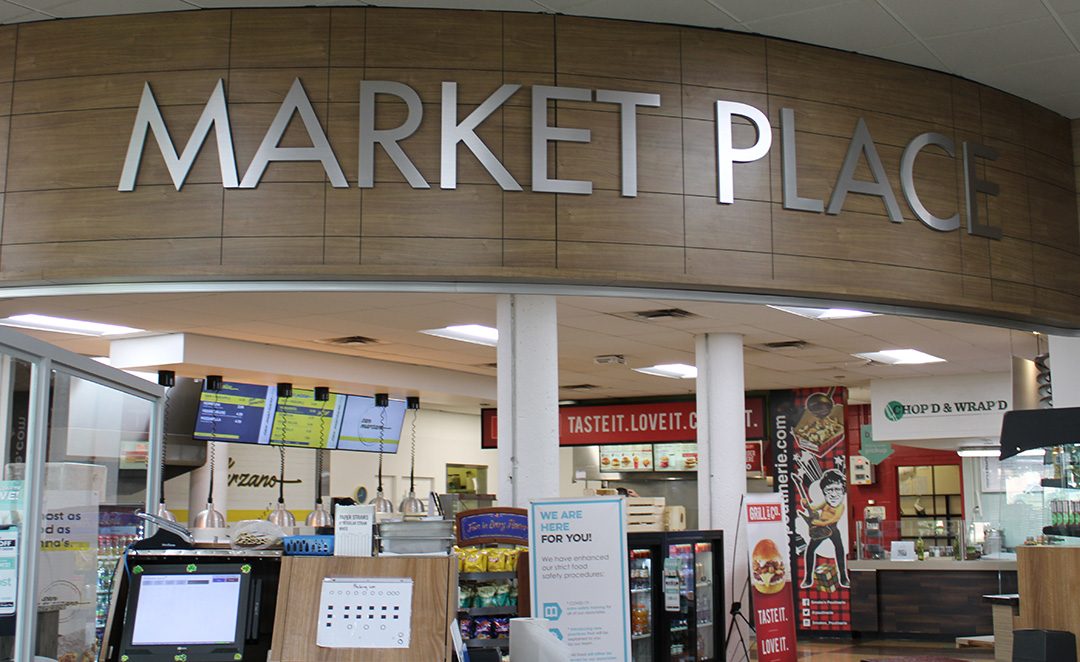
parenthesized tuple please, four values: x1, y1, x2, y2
(627, 308, 698, 320)
(561, 384, 601, 391)
(762, 340, 809, 350)
(318, 335, 381, 346)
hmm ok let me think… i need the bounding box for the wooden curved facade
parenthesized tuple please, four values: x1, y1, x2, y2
(0, 8, 1077, 328)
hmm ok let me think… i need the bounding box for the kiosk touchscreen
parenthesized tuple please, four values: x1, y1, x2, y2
(117, 562, 255, 661)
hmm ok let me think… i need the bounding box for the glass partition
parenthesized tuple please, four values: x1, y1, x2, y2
(0, 356, 34, 661)
(0, 326, 163, 661)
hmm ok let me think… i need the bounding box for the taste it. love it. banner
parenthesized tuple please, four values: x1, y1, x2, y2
(746, 494, 798, 662)
(481, 398, 765, 448)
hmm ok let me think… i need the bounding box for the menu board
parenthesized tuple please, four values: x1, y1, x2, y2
(653, 443, 698, 471)
(194, 381, 275, 443)
(194, 381, 404, 453)
(269, 387, 343, 449)
(336, 395, 407, 453)
(598, 444, 653, 472)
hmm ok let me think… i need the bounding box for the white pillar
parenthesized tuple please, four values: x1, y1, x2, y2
(1048, 335, 1080, 407)
(695, 333, 747, 660)
(497, 294, 560, 507)
(188, 441, 229, 525)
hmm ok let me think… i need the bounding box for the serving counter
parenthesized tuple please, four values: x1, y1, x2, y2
(850, 559, 1017, 636)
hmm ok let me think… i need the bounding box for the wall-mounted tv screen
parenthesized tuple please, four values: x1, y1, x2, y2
(193, 381, 406, 453)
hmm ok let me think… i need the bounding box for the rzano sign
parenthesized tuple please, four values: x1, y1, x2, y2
(119, 78, 1002, 239)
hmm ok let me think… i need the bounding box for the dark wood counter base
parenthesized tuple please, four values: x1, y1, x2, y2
(851, 567, 1017, 636)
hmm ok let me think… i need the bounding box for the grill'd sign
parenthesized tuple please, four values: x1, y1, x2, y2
(119, 78, 1003, 239)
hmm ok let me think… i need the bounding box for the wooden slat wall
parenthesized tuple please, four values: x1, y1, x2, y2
(0, 8, 1077, 328)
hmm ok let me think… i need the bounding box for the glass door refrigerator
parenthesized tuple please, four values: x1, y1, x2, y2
(627, 530, 724, 662)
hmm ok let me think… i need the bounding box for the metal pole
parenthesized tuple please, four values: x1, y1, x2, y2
(14, 357, 51, 661)
(145, 396, 165, 536)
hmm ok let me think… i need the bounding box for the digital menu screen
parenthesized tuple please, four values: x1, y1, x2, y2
(653, 442, 698, 471)
(194, 381, 275, 443)
(598, 444, 653, 472)
(268, 387, 343, 449)
(336, 395, 407, 453)
(194, 381, 404, 453)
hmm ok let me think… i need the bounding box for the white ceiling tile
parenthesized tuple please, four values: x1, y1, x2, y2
(924, 17, 1076, 75)
(1056, 8, 1080, 41)
(744, 0, 911, 54)
(348, 0, 540, 10)
(32, 0, 195, 17)
(975, 54, 1080, 103)
(1046, 0, 1080, 15)
(711, 0, 846, 25)
(569, 0, 738, 29)
(878, 0, 1049, 38)
(0, 2, 47, 20)
(866, 39, 948, 71)
(1030, 90, 1080, 117)
(186, 0, 366, 7)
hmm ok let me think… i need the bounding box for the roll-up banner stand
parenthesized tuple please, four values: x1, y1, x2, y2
(769, 387, 852, 633)
(529, 496, 631, 661)
(746, 494, 798, 661)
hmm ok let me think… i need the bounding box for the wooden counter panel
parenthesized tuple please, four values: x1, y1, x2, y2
(877, 570, 1002, 635)
(1016, 547, 1080, 661)
(271, 556, 454, 662)
(361, 237, 503, 267)
(989, 237, 1035, 286)
(685, 248, 772, 288)
(504, 240, 556, 268)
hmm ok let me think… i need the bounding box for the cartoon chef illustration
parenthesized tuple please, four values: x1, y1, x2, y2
(798, 467, 850, 589)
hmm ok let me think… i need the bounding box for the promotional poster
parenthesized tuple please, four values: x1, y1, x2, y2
(769, 387, 852, 633)
(746, 494, 798, 662)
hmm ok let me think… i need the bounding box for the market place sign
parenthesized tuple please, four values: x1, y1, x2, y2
(118, 78, 1004, 240)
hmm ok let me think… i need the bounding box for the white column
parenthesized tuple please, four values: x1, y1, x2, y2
(695, 333, 747, 660)
(497, 294, 560, 507)
(1048, 335, 1080, 407)
(188, 441, 229, 525)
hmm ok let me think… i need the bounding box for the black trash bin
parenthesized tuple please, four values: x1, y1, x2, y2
(1013, 629, 1077, 662)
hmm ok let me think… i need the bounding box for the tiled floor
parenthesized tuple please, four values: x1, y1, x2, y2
(743, 638, 996, 661)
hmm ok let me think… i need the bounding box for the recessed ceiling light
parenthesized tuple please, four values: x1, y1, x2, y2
(956, 447, 1000, 458)
(420, 324, 498, 347)
(769, 305, 878, 320)
(0, 314, 143, 337)
(854, 349, 945, 365)
(633, 363, 697, 379)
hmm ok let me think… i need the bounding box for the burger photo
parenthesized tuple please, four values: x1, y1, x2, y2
(751, 539, 787, 595)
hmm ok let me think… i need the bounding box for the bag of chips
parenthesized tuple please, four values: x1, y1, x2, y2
(486, 548, 508, 572)
(492, 580, 510, 607)
(473, 616, 494, 639)
(458, 583, 474, 609)
(458, 616, 472, 641)
(475, 583, 497, 608)
(462, 548, 488, 573)
(508, 580, 518, 607)
(493, 617, 510, 638)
